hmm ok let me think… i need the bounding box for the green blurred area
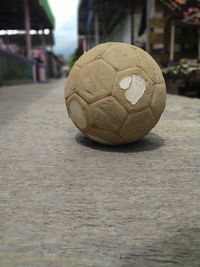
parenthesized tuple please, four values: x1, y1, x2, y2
(39, 0, 55, 29)
(0, 54, 33, 86)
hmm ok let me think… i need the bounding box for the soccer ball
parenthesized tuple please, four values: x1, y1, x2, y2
(64, 42, 166, 145)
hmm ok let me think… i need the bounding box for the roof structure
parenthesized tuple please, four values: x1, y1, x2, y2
(160, 0, 200, 21)
(78, 0, 142, 36)
(79, 0, 200, 35)
(0, 0, 55, 30)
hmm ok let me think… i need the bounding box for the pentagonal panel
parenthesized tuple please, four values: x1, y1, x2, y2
(102, 43, 139, 71)
(65, 66, 80, 99)
(86, 128, 123, 145)
(135, 46, 165, 84)
(119, 108, 156, 143)
(75, 43, 110, 68)
(89, 96, 127, 132)
(112, 67, 154, 113)
(66, 94, 93, 132)
(76, 59, 116, 104)
(151, 83, 166, 120)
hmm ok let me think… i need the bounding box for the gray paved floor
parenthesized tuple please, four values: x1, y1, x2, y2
(0, 79, 200, 267)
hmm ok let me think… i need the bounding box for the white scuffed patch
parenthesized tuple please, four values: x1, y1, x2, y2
(69, 100, 87, 129)
(119, 76, 132, 89)
(88, 135, 112, 145)
(120, 75, 146, 105)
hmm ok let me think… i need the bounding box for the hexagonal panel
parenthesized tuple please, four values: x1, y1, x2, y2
(135, 46, 165, 84)
(151, 83, 166, 120)
(75, 43, 110, 68)
(119, 108, 156, 143)
(102, 43, 139, 71)
(66, 94, 93, 132)
(76, 59, 116, 104)
(86, 128, 123, 145)
(112, 67, 154, 113)
(65, 66, 80, 99)
(89, 96, 127, 132)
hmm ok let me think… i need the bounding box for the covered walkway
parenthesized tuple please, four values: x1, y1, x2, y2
(0, 0, 55, 85)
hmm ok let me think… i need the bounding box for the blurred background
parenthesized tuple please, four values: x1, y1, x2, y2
(1, 0, 200, 97)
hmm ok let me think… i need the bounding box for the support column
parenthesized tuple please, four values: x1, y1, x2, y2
(23, 0, 32, 59)
(146, 0, 155, 52)
(94, 13, 99, 45)
(83, 36, 87, 52)
(198, 28, 200, 59)
(170, 21, 175, 62)
(41, 32, 46, 49)
(88, 30, 92, 50)
(41, 30, 47, 63)
(102, 20, 107, 43)
(131, 5, 134, 45)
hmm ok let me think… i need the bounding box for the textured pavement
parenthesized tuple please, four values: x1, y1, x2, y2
(0, 79, 200, 267)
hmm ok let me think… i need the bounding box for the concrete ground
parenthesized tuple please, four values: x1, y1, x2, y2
(0, 79, 200, 267)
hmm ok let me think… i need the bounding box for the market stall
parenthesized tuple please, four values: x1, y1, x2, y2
(161, 0, 200, 97)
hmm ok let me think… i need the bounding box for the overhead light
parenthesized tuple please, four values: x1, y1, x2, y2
(44, 29, 50, 35)
(0, 30, 6, 35)
(30, 30, 37, 35)
(7, 30, 13, 35)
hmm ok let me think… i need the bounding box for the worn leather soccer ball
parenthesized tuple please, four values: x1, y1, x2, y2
(65, 42, 166, 145)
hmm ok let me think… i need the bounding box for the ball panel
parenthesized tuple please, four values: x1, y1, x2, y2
(113, 67, 154, 113)
(75, 43, 110, 68)
(89, 96, 127, 132)
(102, 43, 139, 71)
(135, 46, 165, 84)
(76, 59, 116, 104)
(119, 108, 156, 143)
(121, 75, 146, 105)
(86, 128, 124, 145)
(64, 66, 80, 99)
(151, 83, 166, 120)
(69, 100, 87, 129)
(66, 94, 93, 132)
(119, 76, 132, 89)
